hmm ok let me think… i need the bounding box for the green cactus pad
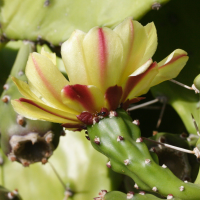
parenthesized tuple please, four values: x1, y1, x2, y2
(87, 109, 200, 199)
(0, 0, 169, 45)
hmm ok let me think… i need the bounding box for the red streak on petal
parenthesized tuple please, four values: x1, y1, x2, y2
(98, 28, 107, 82)
(18, 98, 77, 121)
(105, 85, 123, 110)
(159, 54, 187, 69)
(77, 112, 93, 125)
(122, 97, 146, 110)
(63, 85, 96, 112)
(31, 54, 61, 102)
(122, 62, 157, 102)
(129, 97, 146, 104)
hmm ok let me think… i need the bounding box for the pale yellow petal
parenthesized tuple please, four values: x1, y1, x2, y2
(114, 18, 148, 83)
(61, 30, 90, 85)
(41, 47, 56, 65)
(12, 98, 78, 124)
(82, 26, 123, 92)
(12, 77, 43, 103)
(25, 53, 72, 112)
(122, 62, 158, 101)
(140, 22, 157, 65)
(150, 49, 188, 87)
(129, 59, 153, 76)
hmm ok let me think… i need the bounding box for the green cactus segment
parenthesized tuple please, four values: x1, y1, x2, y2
(0, 0, 169, 45)
(0, 186, 22, 200)
(87, 109, 200, 199)
(103, 191, 181, 200)
(0, 42, 62, 166)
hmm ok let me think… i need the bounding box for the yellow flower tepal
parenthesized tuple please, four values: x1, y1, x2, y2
(12, 18, 188, 130)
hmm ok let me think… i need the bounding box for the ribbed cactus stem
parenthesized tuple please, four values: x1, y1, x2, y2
(87, 109, 200, 199)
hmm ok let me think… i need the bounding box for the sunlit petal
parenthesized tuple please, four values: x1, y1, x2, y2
(40, 47, 56, 65)
(61, 30, 90, 85)
(12, 98, 78, 124)
(12, 77, 43, 103)
(82, 26, 123, 92)
(129, 59, 153, 76)
(114, 18, 148, 82)
(122, 62, 158, 101)
(140, 22, 157, 65)
(150, 49, 188, 86)
(26, 53, 71, 112)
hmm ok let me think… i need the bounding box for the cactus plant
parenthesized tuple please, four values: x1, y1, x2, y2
(8, 15, 198, 200)
(2, 0, 200, 200)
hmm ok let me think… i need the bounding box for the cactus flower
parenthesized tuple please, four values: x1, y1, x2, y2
(12, 18, 188, 130)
